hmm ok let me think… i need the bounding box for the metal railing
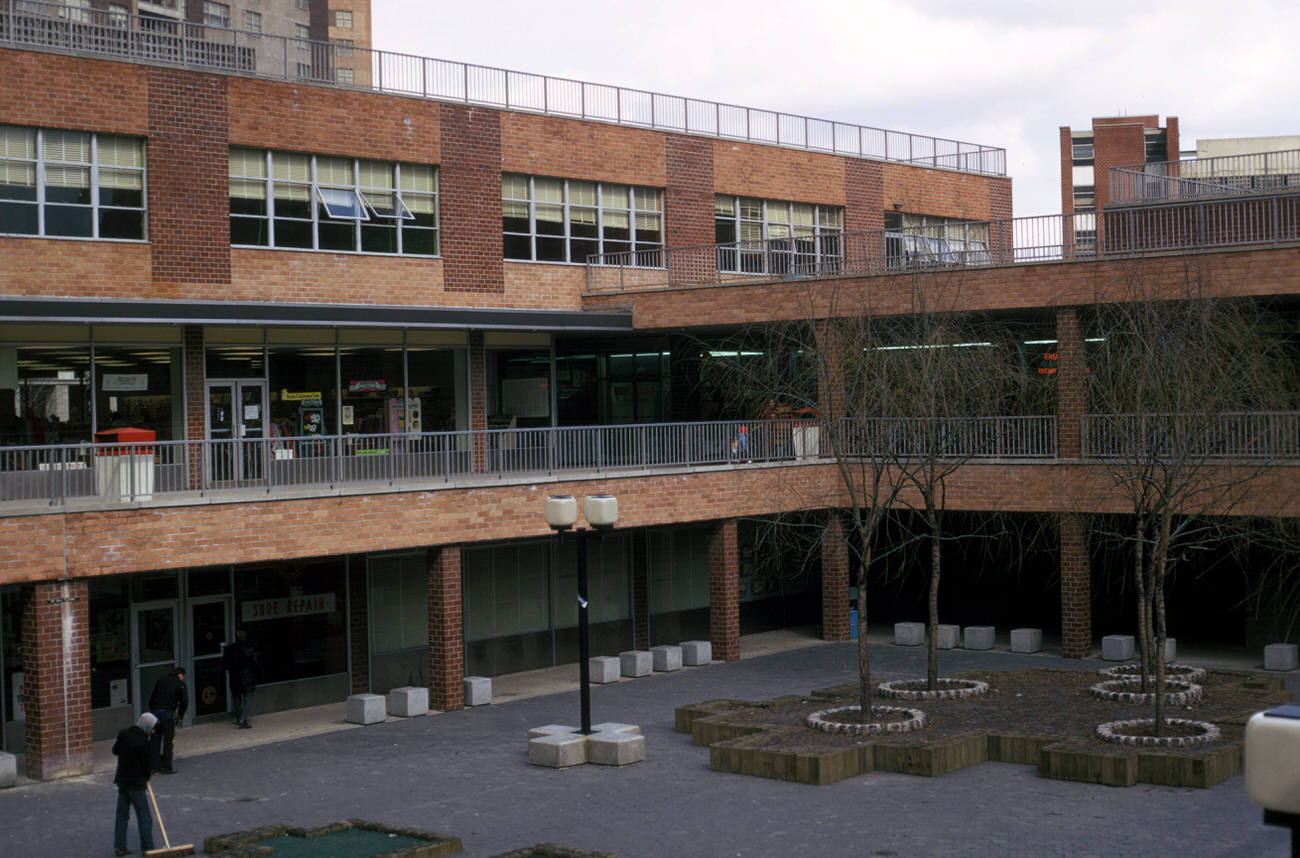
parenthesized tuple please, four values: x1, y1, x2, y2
(0, 0, 1006, 176)
(838, 416, 1058, 460)
(1081, 412, 1300, 460)
(586, 194, 1300, 292)
(1110, 149, 1300, 205)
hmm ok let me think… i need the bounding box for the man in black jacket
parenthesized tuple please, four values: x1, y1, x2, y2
(222, 629, 261, 729)
(148, 666, 188, 774)
(112, 712, 157, 856)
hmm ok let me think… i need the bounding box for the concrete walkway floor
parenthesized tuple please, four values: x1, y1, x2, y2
(2, 626, 1296, 857)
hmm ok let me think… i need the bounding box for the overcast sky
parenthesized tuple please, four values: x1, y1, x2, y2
(372, 0, 1299, 220)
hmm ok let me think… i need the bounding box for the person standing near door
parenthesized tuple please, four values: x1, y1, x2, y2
(222, 629, 261, 729)
(148, 666, 187, 774)
(112, 712, 157, 856)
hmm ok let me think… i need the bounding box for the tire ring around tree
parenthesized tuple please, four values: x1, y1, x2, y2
(1096, 717, 1222, 747)
(1098, 663, 1207, 683)
(1088, 677, 1202, 705)
(877, 678, 990, 700)
(805, 704, 927, 735)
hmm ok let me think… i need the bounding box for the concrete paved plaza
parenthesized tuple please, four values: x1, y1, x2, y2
(1, 629, 1293, 857)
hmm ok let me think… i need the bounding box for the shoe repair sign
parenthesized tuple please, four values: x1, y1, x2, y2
(242, 593, 336, 622)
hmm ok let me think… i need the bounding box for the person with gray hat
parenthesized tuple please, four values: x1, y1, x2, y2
(112, 712, 157, 856)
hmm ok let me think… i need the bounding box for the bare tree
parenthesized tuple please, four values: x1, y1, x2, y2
(1083, 270, 1293, 733)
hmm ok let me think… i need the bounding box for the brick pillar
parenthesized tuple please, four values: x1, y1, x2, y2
(22, 581, 93, 781)
(1056, 308, 1086, 459)
(631, 531, 649, 651)
(468, 331, 487, 473)
(183, 325, 205, 491)
(1060, 515, 1092, 659)
(664, 134, 715, 286)
(821, 512, 850, 641)
(708, 519, 740, 662)
(348, 563, 369, 694)
(429, 546, 464, 711)
(439, 103, 503, 294)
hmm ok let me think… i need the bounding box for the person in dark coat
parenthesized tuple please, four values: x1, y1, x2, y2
(222, 629, 261, 729)
(148, 666, 187, 774)
(112, 712, 157, 856)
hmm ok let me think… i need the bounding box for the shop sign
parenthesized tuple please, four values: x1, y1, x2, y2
(241, 593, 336, 622)
(280, 389, 322, 402)
(102, 373, 149, 391)
(348, 379, 387, 392)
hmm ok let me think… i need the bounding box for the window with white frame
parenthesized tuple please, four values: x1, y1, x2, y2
(229, 148, 438, 255)
(243, 10, 261, 31)
(336, 67, 355, 85)
(0, 125, 146, 240)
(61, 0, 90, 24)
(883, 212, 990, 267)
(294, 62, 312, 78)
(333, 9, 353, 28)
(203, 1, 229, 27)
(502, 174, 662, 264)
(333, 38, 353, 57)
(295, 23, 310, 47)
(108, 3, 128, 26)
(295, 0, 309, 9)
(714, 195, 842, 275)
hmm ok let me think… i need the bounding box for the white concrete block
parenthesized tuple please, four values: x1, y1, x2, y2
(1102, 634, 1135, 661)
(1164, 637, 1177, 662)
(1010, 628, 1043, 653)
(590, 656, 620, 684)
(894, 622, 925, 646)
(620, 650, 652, 677)
(651, 644, 682, 672)
(346, 693, 386, 725)
(528, 733, 588, 768)
(387, 686, 428, 717)
(591, 722, 641, 735)
(963, 626, 995, 650)
(937, 624, 960, 650)
(681, 640, 712, 666)
(1265, 643, 1299, 671)
(0, 751, 15, 788)
(528, 724, 578, 739)
(587, 730, 646, 766)
(464, 676, 492, 706)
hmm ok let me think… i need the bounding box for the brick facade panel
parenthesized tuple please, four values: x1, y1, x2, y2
(501, 114, 666, 186)
(882, 163, 994, 219)
(0, 50, 148, 134)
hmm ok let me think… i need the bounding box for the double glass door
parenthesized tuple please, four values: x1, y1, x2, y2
(131, 597, 232, 722)
(207, 380, 268, 485)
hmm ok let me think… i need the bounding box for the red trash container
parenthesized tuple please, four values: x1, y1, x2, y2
(93, 427, 156, 500)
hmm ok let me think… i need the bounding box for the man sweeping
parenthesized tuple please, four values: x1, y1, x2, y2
(112, 712, 157, 856)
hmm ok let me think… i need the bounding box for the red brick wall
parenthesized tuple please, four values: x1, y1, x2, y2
(1056, 309, 1085, 458)
(1060, 515, 1091, 658)
(0, 241, 150, 298)
(882, 163, 993, 220)
(439, 104, 503, 294)
(429, 545, 464, 711)
(1092, 123, 1147, 210)
(22, 581, 94, 780)
(665, 133, 716, 284)
(713, 140, 845, 204)
(820, 512, 849, 641)
(1060, 126, 1074, 215)
(843, 159, 885, 234)
(708, 518, 740, 661)
(147, 68, 231, 286)
(0, 50, 148, 134)
(501, 114, 666, 186)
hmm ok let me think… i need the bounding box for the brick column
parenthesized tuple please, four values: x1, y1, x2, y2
(468, 331, 487, 473)
(708, 519, 740, 662)
(22, 581, 93, 781)
(438, 103, 503, 294)
(1056, 308, 1086, 459)
(183, 325, 205, 491)
(1060, 515, 1092, 659)
(631, 531, 649, 651)
(429, 546, 465, 711)
(664, 134, 715, 286)
(821, 511, 850, 641)
(348, 563, 369, 694)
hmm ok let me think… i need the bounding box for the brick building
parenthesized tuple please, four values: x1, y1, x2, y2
(1, 14, 1297, 782)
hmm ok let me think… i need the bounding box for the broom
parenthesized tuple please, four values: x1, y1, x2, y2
(145, 782, 195, 858)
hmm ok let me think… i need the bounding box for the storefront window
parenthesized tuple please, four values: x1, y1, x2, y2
(406, 346, 465, 433)
(464, 544, 550, 641)
(234, 559, 346, 684)
(89, 577, 130, 710)
(486, 347, 551, 430)
(2, 344, 92, 445)
(647, 527, 710, 614)
(268, 346, 338, 438)
(93, 345, 183, 441)
(1, 588, 22, 751)
(553, 533, 630, 627)
(339, 336, 404, 440)
(368, 553, 428, 653)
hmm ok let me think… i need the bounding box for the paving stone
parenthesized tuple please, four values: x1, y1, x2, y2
(527, 733, 587, 768)
(587, 730, 645, 766)
(590, 722, 640, 734)
(527, 724, 578, 739)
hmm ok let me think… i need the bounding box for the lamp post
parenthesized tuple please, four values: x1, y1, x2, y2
(545, 492, 618, 735)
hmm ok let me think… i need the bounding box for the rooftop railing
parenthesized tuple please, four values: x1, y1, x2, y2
(586, 192, 1300, 292)
(1110, 148, 1300, 205)
(0, 0, 1006, 176)
(1081, 412, 1300, 460)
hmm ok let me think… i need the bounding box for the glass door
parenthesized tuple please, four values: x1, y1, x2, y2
(206, 380, 268, 485)
(131, 602, 178, 717)
(188, 597, 231, 719)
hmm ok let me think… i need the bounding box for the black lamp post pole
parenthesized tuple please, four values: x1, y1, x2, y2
(576, 527, 592, 735)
